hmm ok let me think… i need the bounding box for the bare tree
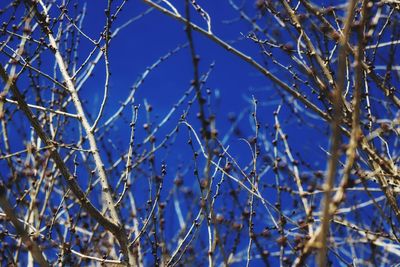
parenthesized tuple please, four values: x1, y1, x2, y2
(1, 0, 400, 266)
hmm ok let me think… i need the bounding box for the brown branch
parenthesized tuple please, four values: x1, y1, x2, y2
(0, 184, 49, 267)
(0, 63, 130, 266)
(317, 1, 358, 265)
